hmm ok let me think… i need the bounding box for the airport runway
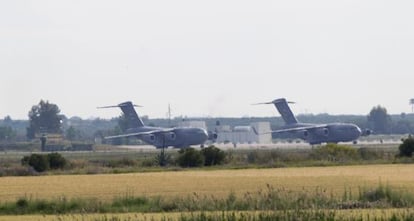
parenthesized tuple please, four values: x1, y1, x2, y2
(117, 139, 402, 151)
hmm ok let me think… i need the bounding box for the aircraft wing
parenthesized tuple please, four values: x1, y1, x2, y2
(253, 125, 328, 135)
(104, 128, 175, 139)
(271, 125, 328, 133)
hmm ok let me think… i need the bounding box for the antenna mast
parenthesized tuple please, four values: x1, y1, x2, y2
(167, 103, 172, 127)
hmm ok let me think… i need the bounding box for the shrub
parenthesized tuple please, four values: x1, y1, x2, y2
(105, 158, 137, 168)
(0, 166, 37, 176)
(358, 147, 382, 160)
(21, 156, 30, 166)
(155, 151, 172, 167)
(358, 183, 414, 207)
(141, 158, 157, 167)
(246, 151, 260, 164)
(201, 146, 226, 166)
(16, 198, 29, 208)
(177, 148, 204, 167)
(398, 135, 414, 157)
(48, 152, 67, 169)
(21, 153, 67, 172)
(25, 154, 49, 172)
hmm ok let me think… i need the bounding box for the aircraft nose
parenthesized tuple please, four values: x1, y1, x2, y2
(201, 129, 209, 140)
(355, 126, 362, 137)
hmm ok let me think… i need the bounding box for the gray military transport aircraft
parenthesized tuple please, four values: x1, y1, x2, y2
(254, 98, 371, 145)
(98, 101, 210, 148)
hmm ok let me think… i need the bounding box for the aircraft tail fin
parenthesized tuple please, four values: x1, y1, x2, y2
(98, 101, 145, 128)
(272, 98, 298, 125)
(253, 98, 298, 125)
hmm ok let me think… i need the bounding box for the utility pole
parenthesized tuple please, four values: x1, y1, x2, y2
(410, 98, 414, 113)
(167, 103, 172, 127)
(159, 135, 167, 167)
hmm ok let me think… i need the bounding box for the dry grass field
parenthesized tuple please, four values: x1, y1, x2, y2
(1, 164, 414, 203)
(0, 209, 413, 221)
(0, 212, 181, 221)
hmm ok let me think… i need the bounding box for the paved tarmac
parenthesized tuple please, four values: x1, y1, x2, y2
(117, 139, 402, 151)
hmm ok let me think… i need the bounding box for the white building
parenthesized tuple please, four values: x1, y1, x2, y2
(215, 122, 272, 145)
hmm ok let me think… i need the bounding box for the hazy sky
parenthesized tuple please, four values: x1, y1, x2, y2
(1, 0, 414, 120)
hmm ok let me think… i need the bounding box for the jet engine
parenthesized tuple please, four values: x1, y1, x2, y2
(362, 129, 372, 136)
(315, 128, 329, 136)
(208, 131, 218, 140)
(145, 134, 155, 141)
(165, 132, 176, 141)
(143, 134, 156, 141)
(300, 130, 309, 138)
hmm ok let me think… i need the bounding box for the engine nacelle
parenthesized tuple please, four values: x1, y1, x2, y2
(300, 130, 309, 138)
(208, 131, 218, 140)
(362, 129, 372, 136)
(165, 132, 176, 141)
(315, 128, 329, 136)
(142, 134, 155, 141)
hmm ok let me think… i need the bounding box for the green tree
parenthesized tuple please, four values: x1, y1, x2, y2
(391, 112, 412, 134)
(201, 146, 226, 166)
(65, 126, 78, 141)
(367, 105, 391, 134)
(26, 100, 63, 139)
(177, 148, 204, 167)
(0, 126, 16, 141)
(3, 115, 12, 125)
(398, 135, 414, 157)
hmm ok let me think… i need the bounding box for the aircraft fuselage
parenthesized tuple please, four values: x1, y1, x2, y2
(126, 126, 209, 148)
(284, 123, 362, 145)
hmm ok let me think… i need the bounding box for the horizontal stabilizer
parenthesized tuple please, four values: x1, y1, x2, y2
(252, 99, 295, 106)
(97, 104, 143, 109)
(98, 101, 145, 128)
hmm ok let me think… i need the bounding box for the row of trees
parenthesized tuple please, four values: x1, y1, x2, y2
(0, 126, 15, 141)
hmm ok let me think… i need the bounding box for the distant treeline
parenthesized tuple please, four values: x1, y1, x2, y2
(0, 113, 413, 142)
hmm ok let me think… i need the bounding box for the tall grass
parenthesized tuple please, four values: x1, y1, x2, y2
(176, 210, 414, 221)
(358, 183, 414, 208)
(54, 210, 414, 221)
(1, 183, 414, 215)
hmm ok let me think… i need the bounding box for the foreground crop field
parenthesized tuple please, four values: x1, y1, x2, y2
(1, 209, 414, 221)
(0, 212, 181, 221)
(1, 164, 414, 203)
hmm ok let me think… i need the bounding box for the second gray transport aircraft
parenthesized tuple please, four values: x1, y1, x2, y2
(99, 101, 211, 148)
(255, 98, 371, 145)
